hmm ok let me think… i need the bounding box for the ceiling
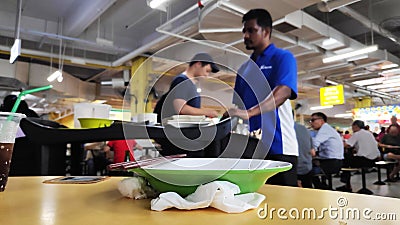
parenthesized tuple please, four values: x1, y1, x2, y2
(0, 0, 400, 117)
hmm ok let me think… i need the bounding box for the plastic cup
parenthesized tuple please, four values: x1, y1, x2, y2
(0, 112, 26, 192)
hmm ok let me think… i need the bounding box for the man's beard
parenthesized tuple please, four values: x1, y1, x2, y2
(245, 45, 254, 50)
(244, 40, 254, 50)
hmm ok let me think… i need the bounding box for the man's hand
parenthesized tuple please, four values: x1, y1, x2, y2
(203, 108, 218, 118)
(135, 144, 143, 150)
(103, 145, 111, 153)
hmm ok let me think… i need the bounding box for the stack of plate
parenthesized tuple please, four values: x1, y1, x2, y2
(164, 115, 212, 128)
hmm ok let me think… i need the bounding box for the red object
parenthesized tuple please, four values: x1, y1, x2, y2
(343, 134, 352, 140)
(107, 140, 137, 163)
(197, 0, 204, 9)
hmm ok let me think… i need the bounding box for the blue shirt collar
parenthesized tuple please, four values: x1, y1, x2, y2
(250, 43, 276, 61)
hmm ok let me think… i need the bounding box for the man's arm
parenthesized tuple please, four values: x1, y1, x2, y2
(173, 99, 218, 118)
(312, 127, 330, 150)
(344, 133, 358, 148)
(228, 85, 292, 119)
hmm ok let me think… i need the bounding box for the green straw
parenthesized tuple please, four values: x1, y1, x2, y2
(8, 85, 53, 120)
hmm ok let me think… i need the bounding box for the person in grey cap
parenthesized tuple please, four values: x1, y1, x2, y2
(153, 52, 219, 157)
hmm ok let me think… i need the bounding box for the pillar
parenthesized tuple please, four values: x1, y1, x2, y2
(130, 56, 151, 114)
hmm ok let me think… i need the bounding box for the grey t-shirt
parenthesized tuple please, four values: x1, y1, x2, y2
(154, 74, 200, 121)
(295, 123, 313, 175)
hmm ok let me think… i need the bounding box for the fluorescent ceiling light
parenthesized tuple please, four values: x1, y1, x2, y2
(325, 79, 338, 85)
(148, 0, 169, 9)
(57, 75, 63, 82)
(381, 63, 398, 70)
(377, 87, 400, 93)
(322, 38, 338, 47)
(322, 45, 378, 63)
(346, 54, 368, 62)
(350, 71, 369, 77)
(47, 70, 62, 82)
(353, 77, 384, 86)
(383, 77, 400, 84)
(199, 28, 242, 33)
(367, 81, 400, 90)
(380, 68, 400, 75)
(352, 75, 400, 86)
(101, 81, 113, 86)
(9, 38, 21, 64)
(334, 113, 353, 118)
(310, 105, 333, 110)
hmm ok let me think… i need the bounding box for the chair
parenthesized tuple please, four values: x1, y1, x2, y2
(373, 160, 398, 185)
(357, 167, 373, 195)
(340, 166, 373, 195)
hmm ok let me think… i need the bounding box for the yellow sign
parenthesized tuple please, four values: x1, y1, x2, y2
(320, 84, 344, 106)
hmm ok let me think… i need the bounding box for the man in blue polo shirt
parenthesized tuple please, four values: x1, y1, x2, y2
(229, 8, 298, 186)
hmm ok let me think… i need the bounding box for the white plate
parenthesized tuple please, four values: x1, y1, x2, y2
(166, 121, 210, 128)
(170, 115, 206, 121)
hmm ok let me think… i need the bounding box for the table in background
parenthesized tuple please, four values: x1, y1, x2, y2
(1, 177, 399, 225)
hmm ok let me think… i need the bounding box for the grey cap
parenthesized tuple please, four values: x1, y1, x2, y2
(190, 53, 219, 73)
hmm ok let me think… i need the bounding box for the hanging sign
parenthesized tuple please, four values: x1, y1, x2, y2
(320, 84, 344, 106)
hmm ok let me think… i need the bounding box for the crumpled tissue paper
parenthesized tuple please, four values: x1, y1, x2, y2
(118, 177, 158, 200)
(150, 181, 265, 213)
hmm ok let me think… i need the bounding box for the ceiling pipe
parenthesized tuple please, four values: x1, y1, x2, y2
(86, 69, 121, 82)
(63, 0, 117, 37)
(317, 0, 361, 12)
(0, 25, 129, 53)
(111, 0, 208, 66)
(0, 44, 112, 67)
(337, 6, 400, 46)
(111, 34, 170, 67)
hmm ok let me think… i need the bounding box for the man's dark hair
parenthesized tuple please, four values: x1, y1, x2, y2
(242, 8, 273, 37)
(352, 120, 365, 129)
(311, 112, 327, 122)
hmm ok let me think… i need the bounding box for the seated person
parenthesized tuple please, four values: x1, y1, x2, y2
(379, 124, 400, 180)
(295, 122, 315, 188)
(104, 139, 143, 163)
(84, 142, 110, 175)
(310, 112, 344, 189)
(336, 120, 380, 192)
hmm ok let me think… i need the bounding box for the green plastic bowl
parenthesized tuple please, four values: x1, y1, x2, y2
(78, 118, 113, 128)
(130, 158, 292, 196)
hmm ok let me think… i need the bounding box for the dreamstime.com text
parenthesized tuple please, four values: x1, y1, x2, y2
(257, 197, 397, 221)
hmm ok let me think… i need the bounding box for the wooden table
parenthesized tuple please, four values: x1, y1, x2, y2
(1, 177, 399, 225)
